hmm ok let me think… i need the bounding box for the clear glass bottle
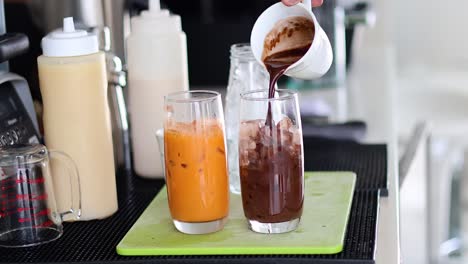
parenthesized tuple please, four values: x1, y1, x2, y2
(225, 43, 269, 194)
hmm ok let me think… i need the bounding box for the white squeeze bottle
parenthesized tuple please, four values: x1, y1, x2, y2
(127, 0, 189, 178)
(38, 17, 118, 220)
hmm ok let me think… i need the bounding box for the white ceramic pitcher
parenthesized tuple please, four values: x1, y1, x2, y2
(250, 1, 333, 80)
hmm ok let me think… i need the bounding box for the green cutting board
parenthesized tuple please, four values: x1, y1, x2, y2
(117, 171, 356, 256)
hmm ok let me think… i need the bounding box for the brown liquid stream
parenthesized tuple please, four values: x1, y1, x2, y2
(263, 44, 311, 127)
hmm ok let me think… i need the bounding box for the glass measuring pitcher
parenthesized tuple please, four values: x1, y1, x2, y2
(0, 144, 81, 247)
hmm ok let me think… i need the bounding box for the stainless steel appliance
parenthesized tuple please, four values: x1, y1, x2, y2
(95, 27, 131, 170)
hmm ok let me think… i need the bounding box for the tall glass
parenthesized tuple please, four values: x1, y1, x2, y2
(164, 90, 229, 234)
(239, 89, 304, 233)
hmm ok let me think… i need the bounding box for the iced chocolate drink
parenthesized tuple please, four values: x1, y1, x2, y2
(238, 9, 311, 234)
(239, 114, 304, 233)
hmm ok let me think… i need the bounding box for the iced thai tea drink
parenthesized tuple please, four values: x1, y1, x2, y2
(164, 91, 229, 234)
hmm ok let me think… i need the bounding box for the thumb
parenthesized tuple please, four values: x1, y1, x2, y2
(312, 0, 324, 7)
(281, 0, 301, 6)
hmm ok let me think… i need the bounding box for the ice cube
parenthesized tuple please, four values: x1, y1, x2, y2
(247, 148, 262, 169)
(239, 149, 250, 167)
(239, 138, 256, 151)
(239, 120, 261, 139)
(262, 124, 279, 147)
(276, 116, 293, 132)
(239, 134, 257, 167)
(291, 126, 302, 146)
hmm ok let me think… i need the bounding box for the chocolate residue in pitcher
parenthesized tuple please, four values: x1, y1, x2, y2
(262, 16, 315, 63)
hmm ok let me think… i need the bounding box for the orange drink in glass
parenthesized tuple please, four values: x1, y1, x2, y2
(164, 91, 229, 234)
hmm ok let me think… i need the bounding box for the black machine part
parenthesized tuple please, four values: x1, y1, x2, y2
(0, 33, 29, 63)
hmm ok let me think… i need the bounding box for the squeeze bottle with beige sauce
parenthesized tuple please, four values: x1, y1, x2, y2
(37, 17, 118, 220)
(127, 0, 189, 178)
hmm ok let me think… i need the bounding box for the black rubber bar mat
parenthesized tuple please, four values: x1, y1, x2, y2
(303, 137, 388, 196)
(0, 139, 385, 264)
